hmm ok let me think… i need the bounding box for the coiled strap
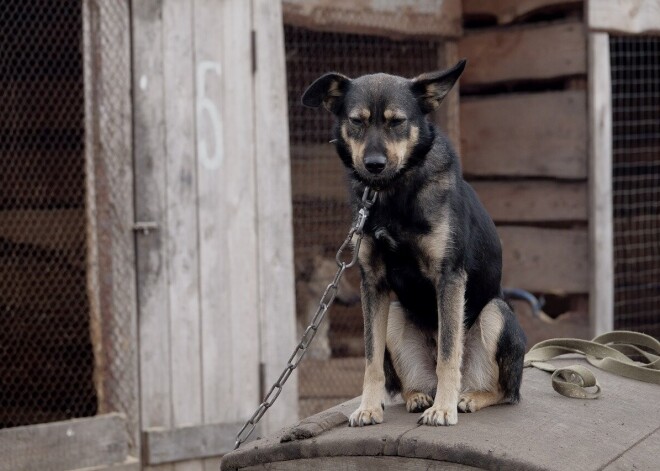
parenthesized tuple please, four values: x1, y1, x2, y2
(524, 331, 660, 399)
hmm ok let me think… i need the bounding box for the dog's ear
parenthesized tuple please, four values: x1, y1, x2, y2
(301, 72, 351, 114)
(411, 59, 467, 113)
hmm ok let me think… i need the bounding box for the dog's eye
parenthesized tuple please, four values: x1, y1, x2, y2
(389, 118, 406, 127)
(349, 117, 363, 126)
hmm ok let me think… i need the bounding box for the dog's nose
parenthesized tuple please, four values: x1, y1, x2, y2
(364, 154, 387, 174)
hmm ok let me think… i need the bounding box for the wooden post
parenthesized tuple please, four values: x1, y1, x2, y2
(587, 32, 614, 336)
(253, 0, 299, 432)
(83, 0, 139, 455)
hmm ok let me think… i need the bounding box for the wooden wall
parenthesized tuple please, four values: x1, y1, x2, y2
(132, 1, 296, 468)
(460, 0, 591, 343)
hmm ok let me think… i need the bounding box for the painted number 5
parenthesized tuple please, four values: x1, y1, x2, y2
(196, 61, 223, 170)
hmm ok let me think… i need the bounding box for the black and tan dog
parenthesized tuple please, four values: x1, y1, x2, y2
(302, 60, 526, 427)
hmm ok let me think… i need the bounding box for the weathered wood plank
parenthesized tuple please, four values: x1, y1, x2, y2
(471, 180, 588, 222)
(282, 0, 462, 38)
(75, 457, 140, 471)
(194, 0, 260, 442)
(459, 21, 586, 86)
(83, 0, 139, 452)
(144, 423, 244, 465)
(161, 5, 204, 471)
(499, 227, 588, 294)
(131, 2, 173, 470)
(588, 32, 614, 335)
(588, 0, 660, 34)
(0, 414, 129, 471)
(254, 0, 300, 433)
(463, 0, 583, 25)
(242, 456, 475, 471)
(460, 91, 588, 178)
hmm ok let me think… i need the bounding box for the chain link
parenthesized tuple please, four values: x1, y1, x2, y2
(233, 187, 377, 450)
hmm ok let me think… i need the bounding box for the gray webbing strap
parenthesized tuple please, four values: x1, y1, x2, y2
(524, 331, 660, 399)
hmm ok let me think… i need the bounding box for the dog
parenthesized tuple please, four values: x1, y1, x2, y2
(301, 60, 527, 427)
(296, 255, 361, 360)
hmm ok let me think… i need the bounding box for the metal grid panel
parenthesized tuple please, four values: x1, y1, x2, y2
(0, 1, 94, 427)
(284, 25, 443, 417)
(610, 36, 660, 338)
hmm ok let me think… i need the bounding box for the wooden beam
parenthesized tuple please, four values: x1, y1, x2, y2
(463, 0, 583, 25)
(82, 0, 139, 453)
(299, 359, 364, 398)
(143, 423, 245, 465)
(74, 457, 140, 471)
(588, 0, 660, 34)
(499, 227, 589, 294)
(282, 0, 462, 39)
(587, 32, 614, 335)
(459, 21, 586, 86)
(254, 0, 300, 432)
(471, 181, 588, 222)
(0, 209, 85, 255)
(131, 5, 173, 470)
(0, 414, 129, 471)
(460, 91, 588, 178)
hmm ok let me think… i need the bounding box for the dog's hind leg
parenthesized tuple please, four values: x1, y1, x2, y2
(386, 302, 437, 413)
(459, 298, 526, 412)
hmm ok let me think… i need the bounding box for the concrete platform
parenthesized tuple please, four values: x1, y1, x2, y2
(221, 359, 660, 470)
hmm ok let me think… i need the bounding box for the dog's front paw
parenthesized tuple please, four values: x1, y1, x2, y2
(349, 405, 384, 427)
(417, 403, 458, 426)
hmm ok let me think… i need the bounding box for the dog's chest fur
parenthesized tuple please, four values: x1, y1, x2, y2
(364, 194, 447, 330)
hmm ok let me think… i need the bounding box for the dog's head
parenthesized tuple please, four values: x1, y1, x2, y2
(302, 60, 466, 187)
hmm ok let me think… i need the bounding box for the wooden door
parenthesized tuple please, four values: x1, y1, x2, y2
(132, 1, 296, 468)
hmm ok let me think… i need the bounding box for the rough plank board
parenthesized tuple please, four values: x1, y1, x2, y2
(499, 226, 588, 294)
(470, 180, 588, 222)
(144, 423, 244, 465)
(587, 33, 614, 336)
(162, 5, 204, 471)
(254, 0, 300, 433)
(83, 0, 139, 452)
(588, 0, 660, 34)
(75, 457, 140, 471)
(242, 456, 478, 470)
(222, 360, 660, 471)
(463, 0, 583, 25)
(460, 91, 588, 178)
(131, 2, 174, 470)
(0, 414, 128, 471)
(281, 0, 462, 38)
(299, 358, 364, 398)
(458, 21, 586, 86)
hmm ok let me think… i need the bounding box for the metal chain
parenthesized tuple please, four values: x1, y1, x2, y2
(233, 187, 378, 450)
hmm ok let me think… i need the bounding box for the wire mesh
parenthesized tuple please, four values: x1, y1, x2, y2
(610, 36, 660, 338)
(284, 25, 444, 418)
(0, 1, 94, 427)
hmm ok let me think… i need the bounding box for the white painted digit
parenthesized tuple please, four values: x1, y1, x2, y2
(196, 61, 223, 170)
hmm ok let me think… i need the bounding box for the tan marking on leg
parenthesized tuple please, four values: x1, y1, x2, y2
(461, 300, 505, 393)
(458, 390, 505, 413)
(350, 246, 389, 427)
(419, 271, 466, 426)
